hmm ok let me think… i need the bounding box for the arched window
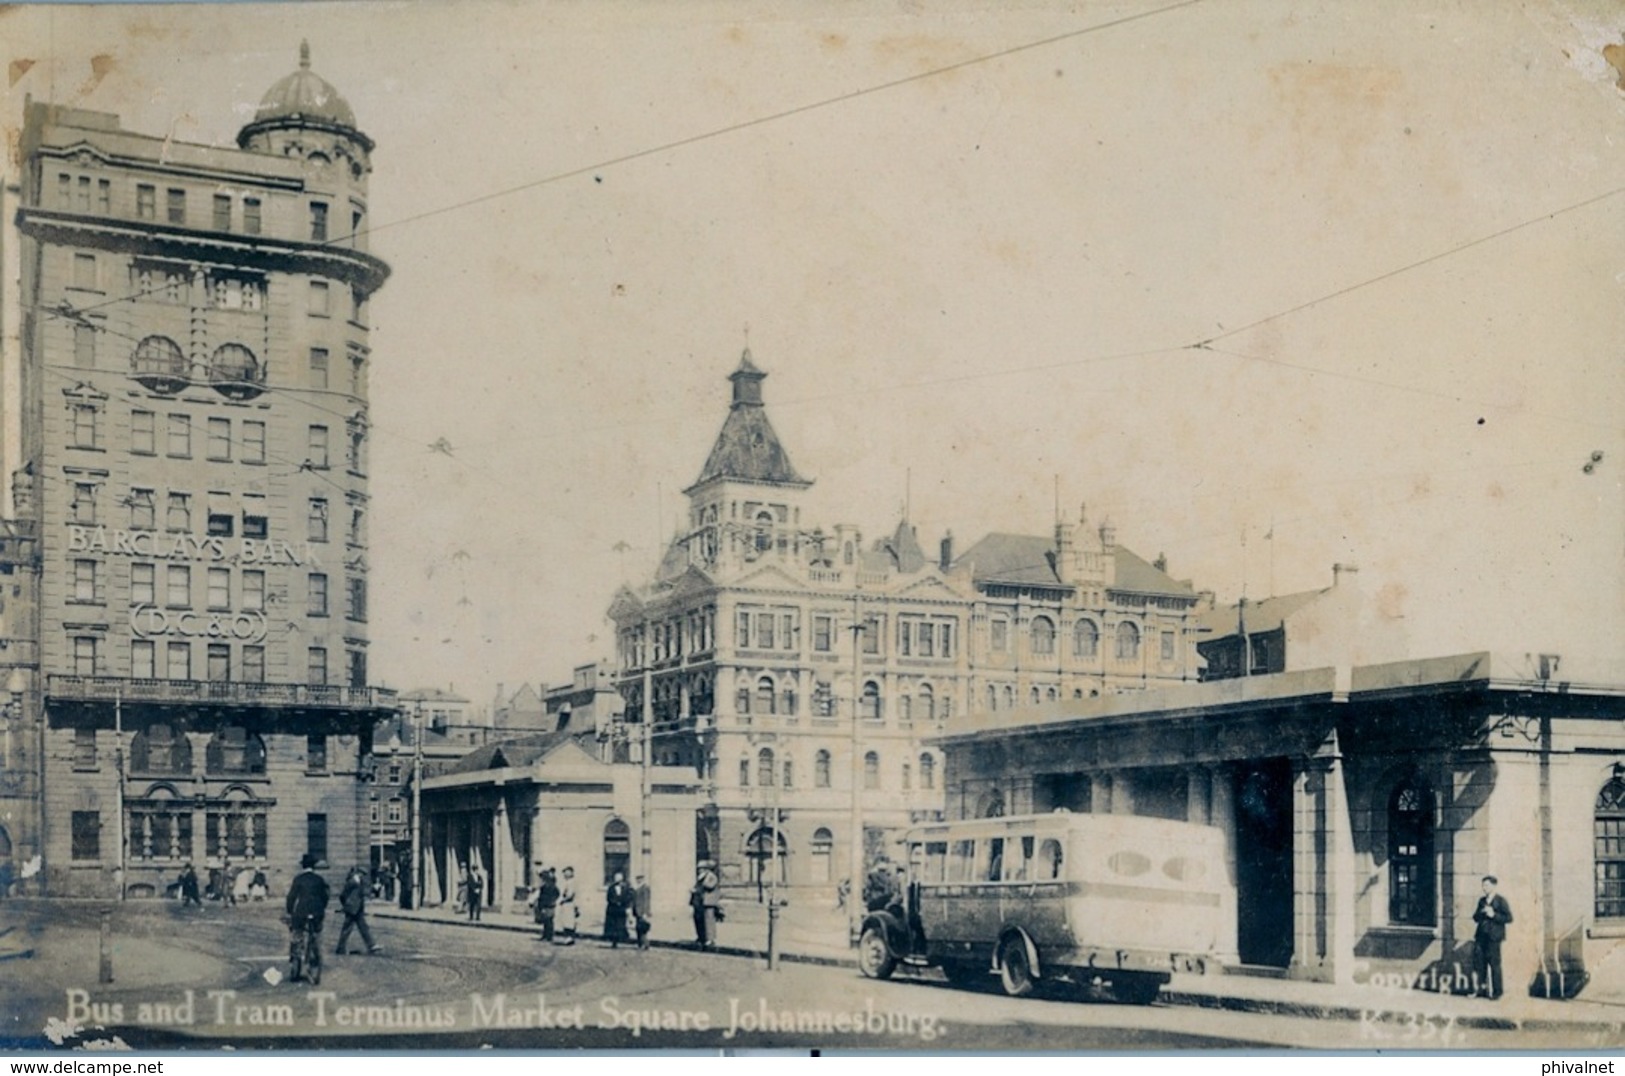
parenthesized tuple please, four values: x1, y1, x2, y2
(1115, 621, 1140, 661)
(1388, 779, 1435, 926)
(815, 750, 832, 788)
(757, 748, 775, 787)
(1037, 838, 1063, 880)
(130, 335, 188, 391)
(1046, 686, 1058, 702)
(810, 827, 834, 883)
(861, 681, 882, 721)
(986, 685, 997, 711)
(130, 724, 192, 775)
(205, 727, 266, 775)
(603, 818, 631, 885)
(1031, 616, 1055, 655)
(756, 675, 776, 715)
(863, 751, 880, 790)
(1002, 685, 1015, 710)
(898, 693, 912, 722)
(738, 758, 750, 788)
(1029, 686, 1040, 706)
(1073, 619, 1099, 658)
(976, 789, 1005, 818)
(754, 510, 774, 554)
(745, 827, 787, 885)
(208, 343, 264, 400)
(902, 763, 912, 790)
(920, 753, 936, 790)
(1596, 778, 1625, 919)
(782, 758, 794, 789)
(918, 683, 935, 721)
(735, 685, 750, 715)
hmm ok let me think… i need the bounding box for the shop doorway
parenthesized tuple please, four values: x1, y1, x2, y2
(1233, 759, 1294, 967)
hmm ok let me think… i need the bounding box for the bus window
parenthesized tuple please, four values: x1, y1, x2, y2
(1038, 838, 1063, 880)
(1007, 835, 1034, 881)
(980, 837, 1004, 882)
(949, 839, 976, 881)
(922, 841, 948, 884)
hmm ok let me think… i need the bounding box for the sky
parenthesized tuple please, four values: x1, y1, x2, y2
(4, 0, 1623, 702)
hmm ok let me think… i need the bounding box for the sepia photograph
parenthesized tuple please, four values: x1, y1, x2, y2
(0, 0, 1623, 1053)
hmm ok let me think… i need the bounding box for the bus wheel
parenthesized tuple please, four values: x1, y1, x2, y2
(998, 937, 1035, 998)
(858, 926, 896, 980)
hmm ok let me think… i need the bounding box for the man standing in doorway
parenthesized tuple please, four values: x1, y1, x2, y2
(1473, 875, 1514, 999)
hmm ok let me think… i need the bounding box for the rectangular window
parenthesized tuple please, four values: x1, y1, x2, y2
(309, 572, 328, 616)
(813, 616, 833, 652)
(309, 348, 329, 389)
(350, 355, 365, 396)
(167, 641, 191, 680)
(346, 576, 367, 621)
(167, 413, 191, 458)
(940, 623, 954, 658)
(130, 562, 155, 606)
(1162, 630, 1176, 661)
(128, 489, 155, 530)
(166, 188, 186, 224)
(76, 175, 91, 211)
(73, 559, 99, 603)
(71, 483, 96, 525)
(347, 505, 366, 547)
(309, 202, 328, 242)
(387, 800, 403, 825)
(347, 649, 367, 689)
(307, 647, 328, 686)
(756, 613, 774, 650)
(131, 639, 155, 680)
(136, 184, 156, 220)
(308, 280, 330, 316)
(207, 567, 230, 611)
(131, 410, 155, 454)
(242, 570, 265, 612)
(919, 621, 935, 657)
(991, 620, 1009, 652)
(308, 425, 329, 468)
(243, 197, 261, 235)
(166, 492, 191, 532)
(242, 421, 265, 464)
(241, 493, 268, 540)
(71, 403, 98, 447)
(57, 173, 70, 207)
(898, 620, 911, 656)
(71, 811, 101, 860)
(735, 610, 750, 648)
(212, 194, 232, 231)
(207, 417, 231, 461)
(243, 645, 265, 684)
(73, 636, 99, 677)
(307, 813, 328, 864)
(206, 643, 230, 682)
(96, 179, 111, 214)
(73, 324, 96, 369)
(863, 616, 881, 655)
(307, 734, 328, 773)
(73, 728, 98, 769)
(72, 253, 97, 290)
(207, 492, 234, 538)
(308, 498, 329, 542)
(166, 564, 190, 608)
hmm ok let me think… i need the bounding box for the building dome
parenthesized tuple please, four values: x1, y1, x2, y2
(251, 41, 357, 130)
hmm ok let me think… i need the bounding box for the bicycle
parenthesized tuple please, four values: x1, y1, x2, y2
(287, 915, 324, 985)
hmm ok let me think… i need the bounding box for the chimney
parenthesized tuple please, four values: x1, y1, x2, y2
(1153, 552, 1167, 573)
(1332, 563, 1358, 587)
(939, 530, 954, 572)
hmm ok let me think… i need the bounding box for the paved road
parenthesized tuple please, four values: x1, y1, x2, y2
(1, 901, 1608, 1050)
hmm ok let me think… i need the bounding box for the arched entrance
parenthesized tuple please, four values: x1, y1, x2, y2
(603, 818, 631, 885)
(744, 826, 788, 896)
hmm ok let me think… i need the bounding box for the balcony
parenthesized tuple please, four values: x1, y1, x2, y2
(47, 675, 398, 712)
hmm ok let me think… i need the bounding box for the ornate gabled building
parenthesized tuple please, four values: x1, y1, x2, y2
(9, 45, 396, 897)
(608, 351, 1205, 893)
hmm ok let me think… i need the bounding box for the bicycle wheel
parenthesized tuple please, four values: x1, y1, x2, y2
(306, 935, 323, 986)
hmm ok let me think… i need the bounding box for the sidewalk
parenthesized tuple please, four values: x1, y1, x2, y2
(372, 900, 1625, 1036)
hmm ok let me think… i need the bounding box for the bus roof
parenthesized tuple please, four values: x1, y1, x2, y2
(905, 810, 1221, 844)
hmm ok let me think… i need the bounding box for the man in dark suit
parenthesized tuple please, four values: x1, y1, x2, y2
(1472, 874, 1514, 999)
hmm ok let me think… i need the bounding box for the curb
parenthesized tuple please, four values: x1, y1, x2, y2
(369, 909, 1625, 1033)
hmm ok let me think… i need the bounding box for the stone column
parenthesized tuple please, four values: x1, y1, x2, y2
(1209, 765, 1240, 964)
(1290, 737, 1356, 984)
(492, 796, 513, 912)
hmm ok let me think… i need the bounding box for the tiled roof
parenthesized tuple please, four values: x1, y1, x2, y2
(688, 351, 810, 491)
(877, 520, 928, 574)
(442, 730, 579, 776)
(954, 533, 1195, 598)
(1196, 587, 1329, 640)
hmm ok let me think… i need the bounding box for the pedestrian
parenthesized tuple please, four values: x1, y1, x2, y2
(533, 867, 560, 943)
(179, 862, 201, 907)
(285, 854, 330, 980)
(453, 864, 468, 915)
(467, 863, 485, 922)
(556, 866, 578, 945)
(219, 855, 237, 905)
(249, 868, 268, 901)
(604, 871, 630, 948)
(1473, 874, 1514, 999)
(633, 874, 652, 951)
(690, 860, 719, 949)
(336, 866, 381, 955)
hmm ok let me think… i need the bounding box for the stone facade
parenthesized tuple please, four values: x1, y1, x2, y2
(935, 653, 1625, 998)
(608, 352, 1203, 895)
(9, 47, 396, 897)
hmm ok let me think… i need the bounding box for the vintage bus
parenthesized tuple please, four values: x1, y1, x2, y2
(857, 811, 1226, 1003)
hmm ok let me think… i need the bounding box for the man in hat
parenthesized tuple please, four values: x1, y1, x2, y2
(336, 865, 380, 955)
(285, 854, 330, 975)
(690, 860, 720, 949)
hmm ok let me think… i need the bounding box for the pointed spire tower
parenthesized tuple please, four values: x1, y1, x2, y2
(684, 350, 812, 569)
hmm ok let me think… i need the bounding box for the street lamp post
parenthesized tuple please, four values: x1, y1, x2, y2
(847, 591, 864, 945)
(410, 702, 423, 910)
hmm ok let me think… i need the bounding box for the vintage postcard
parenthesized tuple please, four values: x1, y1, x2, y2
(1, 0, 1623, 1053)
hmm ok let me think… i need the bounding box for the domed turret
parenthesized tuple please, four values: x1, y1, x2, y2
(237, 41, 374, 162)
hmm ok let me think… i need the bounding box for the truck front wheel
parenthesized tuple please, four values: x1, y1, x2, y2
(858, 925, 896, 980)
(998, 936, 1035, 997)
